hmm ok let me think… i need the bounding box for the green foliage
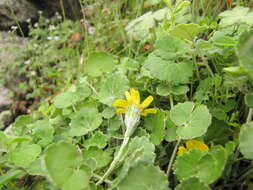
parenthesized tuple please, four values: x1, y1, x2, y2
(175, 178, 210, 190)
(170, 102, 212, 139)
(239, 122, 253, 159)
(117, 164, 170, 190)
(2, 1, 253, 189)
(69, 106, 103, 137)
(86, 52, 118, 77)
(175, 146, 227, 184)
(169, 23, 207, 41)
(44, 141, 89, 190)
(145, 110, 167, 145)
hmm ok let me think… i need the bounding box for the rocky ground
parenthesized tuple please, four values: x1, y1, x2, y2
(0, 0, 81, 129)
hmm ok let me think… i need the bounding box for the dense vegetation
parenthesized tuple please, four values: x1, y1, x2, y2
(1, 0, 253, 189)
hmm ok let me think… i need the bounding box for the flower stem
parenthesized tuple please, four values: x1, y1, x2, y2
(247, 108, 253, 123)
(96, 136, 129, 186)
(166, 138, 181, 177)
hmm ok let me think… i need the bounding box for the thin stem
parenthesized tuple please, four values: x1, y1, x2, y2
(7, 0, 25, 38)
(96, 136, 129, 186)
(246, 108, 253, 123)
(169, 94, 174, 108)
(166, 138, 181, 177)
(93, 173, 113, 186)
(60, 0, 66, 21)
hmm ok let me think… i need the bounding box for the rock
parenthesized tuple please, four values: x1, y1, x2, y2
(0, 0, 39, 31)
(0, 32, 27, 111)
(0, 32, 27, 64)
(39, 0, 82, 20)
(0, 86, 12, 111)
(0, 110, 12, 129)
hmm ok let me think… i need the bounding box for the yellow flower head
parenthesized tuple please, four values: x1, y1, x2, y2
(112, 88, 157, 117)
(177, 140, 209, 156)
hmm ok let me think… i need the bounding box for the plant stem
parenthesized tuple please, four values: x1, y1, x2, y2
(93, 173, 113, 186)
(96, 136, 129, 186)
(247, 108, 253, 123)
(166, 138, 181, 177)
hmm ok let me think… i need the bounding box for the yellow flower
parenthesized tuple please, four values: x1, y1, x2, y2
(112, 88, 157, 117)
(177, 140, 209, 156)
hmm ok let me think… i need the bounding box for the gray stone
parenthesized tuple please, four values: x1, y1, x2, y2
(40, 0, 82, 20)
(0, 0, 39, 30)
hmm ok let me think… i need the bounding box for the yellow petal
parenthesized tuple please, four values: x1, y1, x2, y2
(177, 146, 187, 155)
(125, 91, 132, 102)
(186, 140, 209, 152)
(112, 99, 129, 108)
(130, 88, 140, 105)
(116, 108, 126, 114)
(141, 108, 157, 116)
(140, 96, 154, 109)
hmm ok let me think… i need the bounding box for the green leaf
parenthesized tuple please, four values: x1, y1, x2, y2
(165, 115, 179, 142)
(174, 149, 207, 181)
(127, 136, 156, 164)
(28, 120, 54, 146)
(54, 82, 91, 109)
(26, 158, 46, 176)
(175, 178, 210, 190)
(83, 131, 108, 149)
(170, 102, 212, 139)
(144, 57, 193, 85)
(245, 93, 253, 108)
(102, 107, 115, 119)
(44, 141, 89, 190)
(154, 35, 191, 56)
(210, 32, 236, 47)
(205, 119, 233, 145)
(97, 73, 129, 105)
(0, 169, 24, 187)
(8, 143, 41, 168)
(12, 115, 33, 135)
(118, 164, 170, 190)
(86, 51, 118, 77)
(70, 107, 102, 136)
(239, 122, 253, 159)
(145, 110, 166, 145)
(174, 146, 227, 184)
(219, 6, 253, 27)
(237, 30, 253, 81)
(169, 23, 207, 41)
(54, 92, 79, 108)
(113, 136, 155, 186)
(156, 84, 171, 96)
(82, 147, 112, 169)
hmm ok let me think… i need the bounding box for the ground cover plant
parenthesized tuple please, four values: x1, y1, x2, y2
(1, 0, 253, 189)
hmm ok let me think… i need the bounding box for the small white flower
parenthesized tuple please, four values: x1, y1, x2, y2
(30, 71, 36, 76)
(38, 10, 43, 15)
(24, 60, 31, 65)
(34, 23, 38, 28)
(49, 25, 56, 31)
(88, 27, 96, 35)
(47, 36, 53, 40)
(11, 26, 18, 30)
(54, 36, 60, 40)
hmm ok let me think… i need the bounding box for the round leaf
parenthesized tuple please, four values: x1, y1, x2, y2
(44, 141, 89, 190)
(118, 164, 170, 190)
(70, 107, 102, 136)
(170, 102, 212, 139)
(239, 122, 253, 159)
(86, 51, 117, 77)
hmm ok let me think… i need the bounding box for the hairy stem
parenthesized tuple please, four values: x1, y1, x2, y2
(247, 108, 253, 123)
(96, 136, 129, 185)
(166, 138, 181, 177)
